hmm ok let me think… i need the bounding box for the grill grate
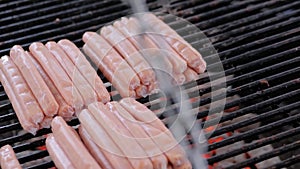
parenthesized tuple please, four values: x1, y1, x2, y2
(0, 0, 299, 168)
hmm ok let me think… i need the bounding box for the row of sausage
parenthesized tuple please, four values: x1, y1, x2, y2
(0, 98, 191, 169)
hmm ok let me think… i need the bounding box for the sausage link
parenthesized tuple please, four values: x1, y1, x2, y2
(0, 145, 21, 169)
(46, 134, 75, 169)
(0, 69, 39, 134)
(144, 13, 206, 73)
(120, 98, 192, 169)
(51, 116, 101, 169)
(78, 126, 114, 169)
(83, 32, 140, 91)
(129, 17, 187, 74)
(46, 41, 97, 105)
(82, 42, 136, 98)
(29, 42, 83, 112)
(0, 56, 44, 127)
(57, 40, 110, 103)
(107, 102, 168, 169)
(28, 51, 74, 120)
(10, 45, 58, 117)
(88, 102, 153, 169)
(78, 109, 133, 169)
(101, 26, 156, 85)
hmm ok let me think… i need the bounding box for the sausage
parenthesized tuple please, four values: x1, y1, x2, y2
(0, 69, 39, 134)
(78, 126, 114, 169)
(28, 51, 74, 121)
(46, 134, 75, 169)
(82, 32, 140, 90)
(135, 85, 148, 98)
(101, 25, 156, 86)
(46, 41, 97, 105)
(0, 145, 21, 169)
(40, 116, 52, 129)
(82, 42, 136, 98)
(88, 102, 153, 169)
(183, 67, 198, 82)
(107, 102, 168, 169)
(10, 45, 59, 117)
(119, 98, 192, 169)
(0, 56, 44, 128)
(128, 17, 187, 74)
(78, 109, 133, 169)
(143, 13, 206, 73)
(114, 18, 173, 75)
(51, 116, 101, 169)
(57, 40, 110, 103)
(29, 42, 83, 112)
(173, 73, 186, 85)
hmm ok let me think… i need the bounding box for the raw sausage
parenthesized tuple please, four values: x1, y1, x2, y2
(82, 32, 140, 91)
(46, 134, 75, 169)
(107, 101, 168, 169)
(78, 126, 114, 169)
(88, 102, 153, 169)
(143, 13, 206, 73)
(82, 41, 136, 98)
(57, 40, 110, 103)
(0, 68, 39, 134)
(29, 42, 83, 111)
(0, 145, 21, 169)
(114, 18, 173, 74)
(128, 17, 187, 74)
(101, 25, 156, 86)
(120, 98, 192, 169)
(28, 51, 74, 120)
(51, 116, 101, 169)
(0, 56, 44, 129)
(78, 109, 133, 169)
(10, 45, 58, 117)
(46, 41, 97, 105)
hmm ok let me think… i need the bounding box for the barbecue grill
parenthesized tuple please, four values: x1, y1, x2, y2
(0, 0, 299, 168)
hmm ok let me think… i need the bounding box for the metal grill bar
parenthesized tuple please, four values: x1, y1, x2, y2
(208, 125, 300, 164)
(227, 140, 300, 169)
(208, 112, 300, 150)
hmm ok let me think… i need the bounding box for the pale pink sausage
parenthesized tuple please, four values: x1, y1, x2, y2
(0, 145, 21, 169)
(82, 32, 140, 91)
(115, 17, 173, 74)
(46, 41, 97, 106)
(0, 56, 44, 128)
(129, 17, 187, 74)
(78, 109, 133, 169)
(57, 40, 110, 103)
(183, 68, 198, 82)
(28, 51, 74, 120)
(107, 102, 168, 169)
(88, 102, 153, 169)
(135, 85, 148, 98)
(101, 25, 156, 85)
(173, 73, 186, 85)
(51, 116, 101, 169)
(10, 45, 59, 117)
(120, 98, 192, 169)
(82, 41, 136, 98)
(143, 13, 206, 73)
(46, 134, 75, 169)
(78, 126, 114, 169)
(0, 69, 39, 134)
(40, 116, 52, 129)
(29, 42, 83, 112)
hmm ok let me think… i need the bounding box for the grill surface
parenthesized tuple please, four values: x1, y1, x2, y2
(0, 0, 299, 169)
